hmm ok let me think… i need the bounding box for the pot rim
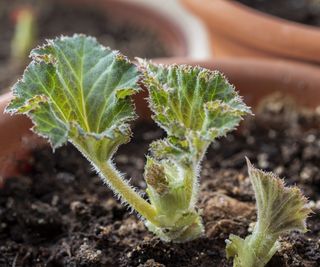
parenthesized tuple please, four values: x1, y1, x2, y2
(181, 0, 320, 62)
(228, 0, 320, 33)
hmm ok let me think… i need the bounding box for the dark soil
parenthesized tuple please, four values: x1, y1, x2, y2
(237, 0, 320, 26)
(0, 96, 320, 267)
(0, 0, 171, 92)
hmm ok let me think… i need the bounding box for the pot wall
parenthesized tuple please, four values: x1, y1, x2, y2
(1, 58, 320, 178)
(181, 0, 320, 64)
(0, 93, 35, 179)
(58, 0, 188, 57)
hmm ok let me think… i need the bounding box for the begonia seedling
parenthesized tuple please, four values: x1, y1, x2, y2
(6, 34, 251, 242)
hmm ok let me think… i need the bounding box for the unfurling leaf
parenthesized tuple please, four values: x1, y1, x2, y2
(247, 158, 310, 235)
(226, 158, 311, 267)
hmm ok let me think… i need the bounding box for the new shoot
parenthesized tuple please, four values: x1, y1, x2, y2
(226, 158, 312, 267)
(6, 34, 251, 242)
(140, 60, 251, 241)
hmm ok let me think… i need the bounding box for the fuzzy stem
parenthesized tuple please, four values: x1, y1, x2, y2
(183, 162, 199, 208)
(71, 140, 158, 225)
(96, 161, 158, 224)
(245, 227, 279, 267)
(185, 142, 209, 208)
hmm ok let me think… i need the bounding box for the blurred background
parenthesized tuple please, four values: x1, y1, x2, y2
(3, 0, 320, 94)
(1, 0, 320, 176)
(0, 0, 210, 93)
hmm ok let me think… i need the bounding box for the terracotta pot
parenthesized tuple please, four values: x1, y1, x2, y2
(1, 58, 320, 179)
(181, 0, 320, 64)
(55, 0, 188, 58)
(0, 93, 34, 180)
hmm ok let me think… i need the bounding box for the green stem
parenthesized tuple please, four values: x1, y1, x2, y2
(71, 140, 158, 225)
(243, 230, 278, 267)
(184, 141, 209, 208)
(96, 160, 158, 224)
(183, 162, 198, 208)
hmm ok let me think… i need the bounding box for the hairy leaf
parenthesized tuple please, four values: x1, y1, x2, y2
(6, 35, 140, 160)
(139, 60, 251, 242)
(226, 158, 311, 267)
(141, 61, 251, 143)
(247, 158, 310, 235)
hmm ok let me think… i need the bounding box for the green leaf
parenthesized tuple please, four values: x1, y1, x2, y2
(140, 60, 251, 242)
(246, 158, 310, 235)
(6, 34, 141, 160)
(140, 60, 251, 144)
(226, 158, 311, 267)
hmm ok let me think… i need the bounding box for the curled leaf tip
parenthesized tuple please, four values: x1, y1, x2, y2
(226, 158, 312, 267)
(246, 158, 311, 234)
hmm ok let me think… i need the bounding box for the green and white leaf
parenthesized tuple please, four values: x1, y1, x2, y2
(247, 158, 310, 235)
(139, 60, 251, 242)
(6, 34, 140, 161)
(140, 60, 251, 160)
(6, 35, 162, 229)
(226, 158, 311, 267)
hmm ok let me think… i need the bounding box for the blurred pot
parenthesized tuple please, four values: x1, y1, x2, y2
(0, 93, 34, 180)
(58, 0, 188, 57)
(1, 0, 189, 95)
(1, 58, 320, 178)
(181, 0, 320, 64)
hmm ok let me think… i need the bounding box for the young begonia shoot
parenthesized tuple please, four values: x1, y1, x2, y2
(140, 61, 251, 241)
(6, 35, 251, 242)
(226, 158, 311, 267)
